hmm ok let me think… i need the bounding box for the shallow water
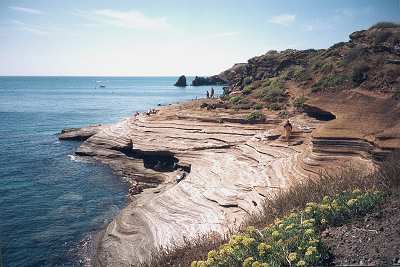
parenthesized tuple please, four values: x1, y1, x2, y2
(0, 76, 222, 266)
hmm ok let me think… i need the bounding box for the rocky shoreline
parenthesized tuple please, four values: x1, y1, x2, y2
(59, 94, 391, 266)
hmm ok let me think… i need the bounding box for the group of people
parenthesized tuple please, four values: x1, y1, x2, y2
(132, 109, 159, 118)
(206, 87, 215, 99)
(145, 108, 158, 116)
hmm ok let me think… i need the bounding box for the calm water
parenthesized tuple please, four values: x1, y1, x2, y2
(0, 76, 222, 267)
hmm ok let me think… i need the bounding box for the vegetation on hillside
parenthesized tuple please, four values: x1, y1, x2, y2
(192, 190, 384, 267)
(216, 22, 400, 112)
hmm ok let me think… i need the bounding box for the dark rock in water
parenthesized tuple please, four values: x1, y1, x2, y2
(174, 75, 187, 87)
(191, 75, 227, 86)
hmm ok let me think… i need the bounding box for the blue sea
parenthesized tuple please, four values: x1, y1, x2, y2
(0, 76, 222, 267)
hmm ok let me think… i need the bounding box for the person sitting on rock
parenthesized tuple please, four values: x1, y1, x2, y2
(283, 119, 293, 143)
(206, 90, 210, 98)
(210, 87, 214, 98)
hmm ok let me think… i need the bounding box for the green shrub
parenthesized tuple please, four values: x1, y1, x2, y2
(267, 102, 284, 111)
(254, 103, 263, 110)
(246, 111, 265, 122)
(229, 96, 243, 104)
(292, 66, 311, 82)
(243, 85, 254, 95)
(256, 79, 286, 103)
(369, 21, 400, 30)
(192, 190, 384, 267)
(293, 96, 308, 109)
(311, 75, 349, 92)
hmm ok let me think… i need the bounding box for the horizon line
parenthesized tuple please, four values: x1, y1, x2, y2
(0, 74, 217, 77)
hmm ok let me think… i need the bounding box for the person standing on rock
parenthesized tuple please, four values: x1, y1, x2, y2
(206, 90, 210, 98)
(283, 119, 293, 143)
(210, 88, 214, 98)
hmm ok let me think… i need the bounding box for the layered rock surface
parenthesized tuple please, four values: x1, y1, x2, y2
(60, 99, 383, 266)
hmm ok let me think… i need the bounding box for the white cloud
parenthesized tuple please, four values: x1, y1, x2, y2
(78, 9, 170, 30)
(11, 20, 49, 35)
(268, 14, 296, 26)
(9, 6, 43, 15)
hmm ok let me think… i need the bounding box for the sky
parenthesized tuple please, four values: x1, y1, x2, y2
(0, 0, 399, 76)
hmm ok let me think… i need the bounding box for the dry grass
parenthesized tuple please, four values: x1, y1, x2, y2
(145, 152, 400, 266)
(144, 232, 228, 267)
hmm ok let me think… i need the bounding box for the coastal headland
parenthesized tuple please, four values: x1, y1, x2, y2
(59, 23, 400, 266)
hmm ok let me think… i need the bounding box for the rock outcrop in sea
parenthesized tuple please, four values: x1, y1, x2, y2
(191, 75, 227, 86)
(174, 75, 187, 87)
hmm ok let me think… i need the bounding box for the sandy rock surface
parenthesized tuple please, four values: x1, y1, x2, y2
(60, 99, 387, 266)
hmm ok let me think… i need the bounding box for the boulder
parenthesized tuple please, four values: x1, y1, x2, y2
(174, 75, 187, 87)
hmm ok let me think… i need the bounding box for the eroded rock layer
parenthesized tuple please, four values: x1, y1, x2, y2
(60, 100, 384, 266)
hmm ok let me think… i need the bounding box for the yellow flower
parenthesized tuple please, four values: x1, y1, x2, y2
(305, 246, 317, 256)
(272, 230, 280, 238)
(207, 250, 217, 260)
(243, 257, 254, 267)
(285, 224, 294, 230)
(206, 258, 215, 265)
(219, 244, 234, 257)
(347, 198, 358, 207)
(191, 261, 197, 267)
(320, 204, 330, 211)
(257, 242, 270, 256)
(304, 229, 314, 236)
(302, 219, 315, 228)
(246, 226, 256, 235)
(331, 200, 339, 210)
(322, 196, 330, 203)
(296, 260, 306, 266)
(306, 202, 317, 208)
(288, 252, 297, 262)
(352, 189, 361, 194)
(305, 207, 313, 213)
(242, 237, 255, 246)
(196, 260, 207, 267)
